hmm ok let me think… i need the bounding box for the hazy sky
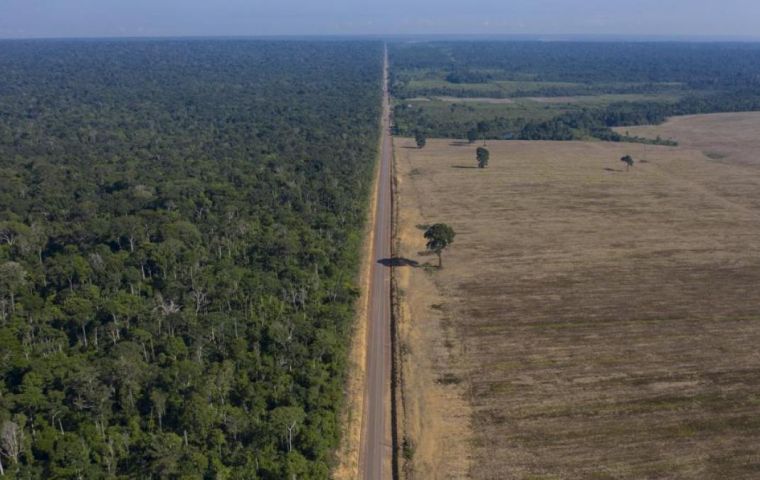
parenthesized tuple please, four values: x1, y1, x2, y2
(2, 0, 759, 39)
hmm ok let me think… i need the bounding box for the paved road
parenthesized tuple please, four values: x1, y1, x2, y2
(360, 45, 393, 480)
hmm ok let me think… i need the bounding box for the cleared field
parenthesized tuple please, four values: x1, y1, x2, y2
(427, 93, 681, 105)
(394, 113, 760, 479)
(524, 93, 682, 105)
(393, 94, 683, 140)
(618, 112, 760, 168)
(403, 79, 583, 97)
(435, 96, 515, 104)
(399, 78, 683, 100)
(393, 99, 567, 135)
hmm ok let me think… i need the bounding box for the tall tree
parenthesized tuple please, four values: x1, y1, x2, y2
(424, 223, 456, 268)
(415, 131, 427, 149)
(0, 262, 26, 318)
(477, 121, 490, 146)
(0, 420, 24, 468)
(271, 406, 306, 453)
(466, 128, 479, 144)
(476, 147, 490, 169)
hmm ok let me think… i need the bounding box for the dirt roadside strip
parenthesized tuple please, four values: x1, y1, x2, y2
(392, 138, 475, 480)
(335, 45, 393, 480)
(358, 43, 394, 480)
(333, 54, 384, 480)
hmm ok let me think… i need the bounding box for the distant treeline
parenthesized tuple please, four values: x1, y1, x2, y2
(0, 39, 382, 479)
(389, 41, 760, 142)
(391, 41, 760, 91)
(398, 82, 684, 100)
(395, 90, 760, 142)
(519, 91, 760, 141)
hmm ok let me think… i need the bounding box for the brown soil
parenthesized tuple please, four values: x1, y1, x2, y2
(618, 112, 760, 168)
(394, 113, 760, 479)
(524, 96, 581, 103)
(395, 158, 474, 479)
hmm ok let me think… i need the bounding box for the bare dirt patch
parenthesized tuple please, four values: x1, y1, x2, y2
(523, 96, 581, 104)
(526, 93, 681, 105)
(395, 117, 760, 479)
(435, 96, 515, 104)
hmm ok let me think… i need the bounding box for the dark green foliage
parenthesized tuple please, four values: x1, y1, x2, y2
(621, 155, 635, 171)
(391, 41, 760, 95)
(0, 39, 383, 478)
(516, 94, 760, 141)
(389, 41, 760, 142)
(476, 148, 490, 169)
(445, 70, 492, 84)
(423, 224, 456, 268)
(414, 131, 427, 149)
(402, 437, 415, 461)
(476, 121, 490, 146)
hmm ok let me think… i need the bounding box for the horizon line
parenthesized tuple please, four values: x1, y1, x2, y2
(2, 33, 760, 43)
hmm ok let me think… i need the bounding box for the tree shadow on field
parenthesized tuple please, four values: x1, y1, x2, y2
(451, 165, 478, 169)
(401, 146, 420, 149)
(378, 257, 420, 268)
(604, 167, 624, 172)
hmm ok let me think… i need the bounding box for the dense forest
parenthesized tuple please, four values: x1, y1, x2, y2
(389, 41, 760, 141)
(0, 39, 382, 478)
(390, 41, 760, 93)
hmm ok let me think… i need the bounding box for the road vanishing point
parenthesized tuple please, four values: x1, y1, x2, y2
(359, 44, 393, 480)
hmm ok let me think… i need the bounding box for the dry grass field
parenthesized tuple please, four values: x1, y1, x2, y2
(618, 112, 760, 168)
(394, 113, 760, 479)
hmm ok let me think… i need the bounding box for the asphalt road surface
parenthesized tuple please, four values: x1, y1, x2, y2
(360, 45, 393, 480)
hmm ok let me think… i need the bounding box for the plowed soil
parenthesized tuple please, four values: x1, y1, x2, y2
(395, 114, 760, 479)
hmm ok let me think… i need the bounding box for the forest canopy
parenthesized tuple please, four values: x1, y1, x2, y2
(389, 41, 760, 141)
(0, 39, 382, 479)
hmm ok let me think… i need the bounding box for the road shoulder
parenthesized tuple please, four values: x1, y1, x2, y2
(394, 137, 474, 479)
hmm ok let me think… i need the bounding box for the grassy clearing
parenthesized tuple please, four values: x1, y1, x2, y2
(396, 93, 682, 123)
(526, 92, 682, 105)
(394, 98, 565, 127)
(403, 79, 585, 97)
(395, 113, 760, 479)
(393, 93, 683, 140)
(397, 73, 684, 99)
(411, 93, 682, 105)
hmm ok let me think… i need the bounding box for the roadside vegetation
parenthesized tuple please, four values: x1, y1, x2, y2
(423, 224, 455, 268)
(389, 41, 760, 142)
(0, 39, 382, 478)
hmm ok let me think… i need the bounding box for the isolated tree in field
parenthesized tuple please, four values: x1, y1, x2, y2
(424, 223, 456, 268)
(415, 131, 427, 149)
(476, 147, 490, 169)
(466, 128, 478, 144)
(620, 155, 634, 171)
